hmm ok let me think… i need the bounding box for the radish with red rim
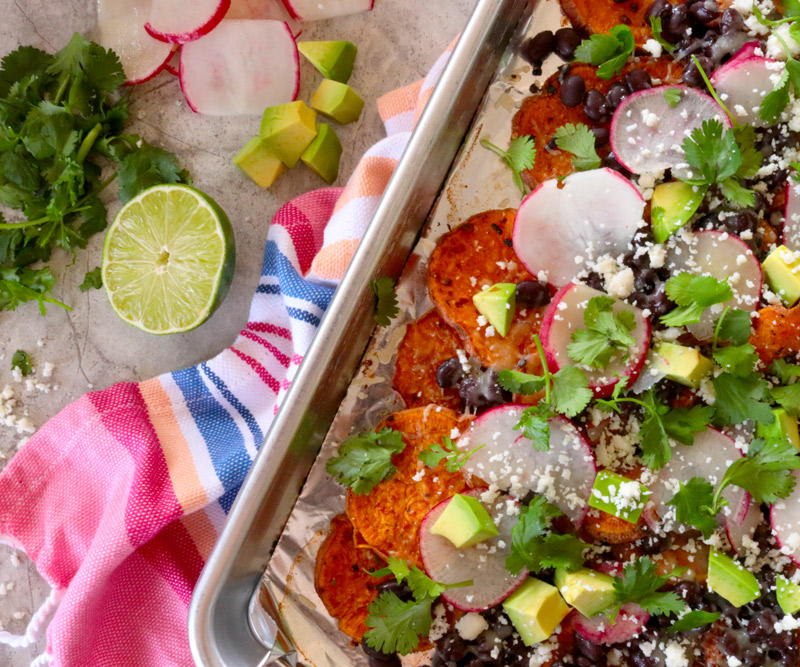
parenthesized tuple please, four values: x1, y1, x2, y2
(419, 489, 527, 612)
(770, 469, 800, 566)
(281, 0, 373, 21)
(726, 497, 763, 556)
(512, 169, 645, 287)
(573, 603, 650, 645)
(539, 283, 650, 398)
(164, 50, 180, 76)
(457, 406, 596, 527)
(664, 230, 762, 341)
(227, 0, 301, 35)
(610, 86, 729, 178)
(710, 55, 781, 127)
(145, 0, 231, 44)
(179, 19, 300, 115)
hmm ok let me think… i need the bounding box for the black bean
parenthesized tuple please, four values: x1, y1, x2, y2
(592, 127, 610, 146)
(603, 153, 631, 177)
(362, 637, 401, 663)
(555, 27, 582, 60)
(723, 210, 758, 234)
(560, 74, 586, 107)
(575, 635, 603, 661)
(516, 280, 551, 307)
(546, 137, 558, 151)
(436, 632, 469, 661)
(672, 580, 704, 607)
(463, 659, 497, 667)
(430, 655, 456, 667)
(666, 3, 690, 38)
(376, 578, 413, 601)
(625, 69, 652, 91)
(743, 646, 767, 666)
(690, 0, 719, 24)
(583, 89, 610, 122)
(648, 282, 670, 316)
(747, 610, 778, 641)
(720, 7, 745, 33)
(638, 532, 672, 555)
(721, 630, 742, 656)
(606, 81, 630, 110)
(634, 267, 658, 292)
(682, 55, 714, 87)
(367, 656, 401, 667)
(436, 357, 463, 388)
(522, 30, 556, 64)
(645, 0, 671, 21)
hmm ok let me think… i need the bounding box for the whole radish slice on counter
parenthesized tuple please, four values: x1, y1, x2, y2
(540, 283, 650, 397)
(771, 470, 800, 566)
(180, 20, 299, 115)
(513, 168, 645, 286)
(457, 406, 596, 527)
(610, 86, 729, 177)
(282, 0, 373, 21)
(726, 498, 763, 557)
(145, 0, 231, 44)
(711, 56, 779, 127)
(784, 177, 800, 248)
(419, 489, 527, 611)
(574, 603, 650, 645)
(97, 0, 176, 84)
(665, 230, 761, 341)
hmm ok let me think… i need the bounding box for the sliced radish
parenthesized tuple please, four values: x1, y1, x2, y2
(513, 169, 645, 286)
(281, 0, 373, 21)
(726, 498, 763, 557)
(227, 0, 301, 35)
(540, 283, 650, 397)
(610, 86, 729, 177)
(665, 230, 762, 341)
(648, 428, 749, 529)
(457, 406, 596, 527)
(771, 470, 800, 566)
(573, 603, 650, 645)
(419, 489, 527, 611)
(164, 50, 180, 76)
(711, 56, 779, 127)
(179, 19, 299, 115)
(97, 0, 176, 84)
(716, 41, 762, 74)
(145, 0, 230, 44)
(784, 177, 800, 249)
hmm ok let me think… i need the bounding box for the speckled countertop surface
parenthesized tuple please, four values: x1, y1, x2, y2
(0, 0, 475, 663)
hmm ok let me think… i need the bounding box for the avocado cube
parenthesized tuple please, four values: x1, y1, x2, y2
(301, 124, 343, 184)
(259, 101, 318, 168)
(233, 137, 285, 188)
(298, 40, 357, 83)
(503, 578, 571, 646)
(652, 341, 714, 389)
(777, 574, 800, 614)
(707, 548, 760, 607)
(472, 283, 516, 337)
(554, 568, 616, 618)
(763, 245, 800, 307)
(757, 408, 800, 450)
(588, 470, 651, 524)
(430, 494, 499, 548)
(311, 79, 365, 125)
(650, 181, 707, 243)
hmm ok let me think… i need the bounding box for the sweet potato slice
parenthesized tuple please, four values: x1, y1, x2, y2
(314, 514, 390, 642)
(393, 310, 463, 410)
(427, 209, 547, 372)
(346, 407, 474, 568)
(580, 506, 648, 544)
(559, 0, 654, 45)
(751, 304, 800, 367)
(511, 58, 684, 189)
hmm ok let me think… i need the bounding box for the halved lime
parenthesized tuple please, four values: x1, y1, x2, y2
(102, 184, 235, 335)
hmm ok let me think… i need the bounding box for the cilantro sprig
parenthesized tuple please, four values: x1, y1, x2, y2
(660, 272, 732, 327)
(553, 123, 601, 171)
(79, 266, 102, 292)
(752, 6, 800, 123)
(480, 135, 536, 196)
(575, 25, 635, 80)
(666, 609, 721, 633)
(567, 295, 637, 369)
(649, 17, 677, 54)
(419, 436, 484, 472)
(370, 276, 399, 326)
(606, 557, 686, 622)
(326, 427, 406, 495)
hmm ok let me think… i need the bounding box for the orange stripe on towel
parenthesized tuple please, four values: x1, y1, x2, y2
(333, 156, 397, 214)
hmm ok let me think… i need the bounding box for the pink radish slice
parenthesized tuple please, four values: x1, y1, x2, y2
(226, 0, 301, 35)
(771, 470, 800, 566)
(513, 169, 645, 286)
(574, 603, 650, 645)
(648, 428, 749, 530)
(179, 20, 299, 115)
(784, 177, 800, 248)
(711, 56, 780, 127)
(457, 406, 596, 527)
(665, 230, 762, 341)
(97, 0, 176, 84)
(281, 0, 373, 21)
(726, 498, 763, 556)
(610, 86, 729, 177)
(540, 283, 650, 397)
(164, 50, 180, 76)
(419, 489, 527, 611)
(714, 41, 762, 75)
(145, 0, 230, 44)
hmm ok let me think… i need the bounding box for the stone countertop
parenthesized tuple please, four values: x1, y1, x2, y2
(0, 0, 475, 663)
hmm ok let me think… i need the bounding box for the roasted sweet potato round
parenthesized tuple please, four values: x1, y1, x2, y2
(751, 304, 800, 367)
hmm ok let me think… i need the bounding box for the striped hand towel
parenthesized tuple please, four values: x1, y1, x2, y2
(0, 46, 452, 667)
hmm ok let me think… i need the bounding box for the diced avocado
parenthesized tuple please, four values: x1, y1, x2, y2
(298, 40, 357, 83)
(757, 408, 800, 450)
(311, 79, 365, 125)
(301, 124, 343, 184)
(430, 494, 499, 548)
(472, 283, 516, 337)
(554, 568, 616, 618)
(503, 578, 571, 646)
(652, 341, 714, 389)
(588, 470, 651, 524)
(650, 181, 706, 243)
(707, 548, 760, 607)
(233, 137, 285, 189)
(763, 245, 800, 307)
(259, 101, 318, 168)
(777, 574, 800, 614)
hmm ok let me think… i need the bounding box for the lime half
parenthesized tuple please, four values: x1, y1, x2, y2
(102, 184, 235, 335)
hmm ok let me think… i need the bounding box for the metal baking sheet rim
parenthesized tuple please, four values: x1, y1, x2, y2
(188, 1, 538, 665)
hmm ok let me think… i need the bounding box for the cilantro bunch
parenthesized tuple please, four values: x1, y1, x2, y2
(325, 427, 406, 495)
(480, 135, 536, 196)
(575, 25, 635, 80)
(605, 557, 685, 622)
(0, 34, 189, 315)
(567, 295, 637, 369)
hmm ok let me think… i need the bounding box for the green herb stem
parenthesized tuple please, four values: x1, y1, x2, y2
(691, 55, 737, 126)
(533, 334, 551, 403)
(77, 123, 102, 163)
(52, 72, 70, 106)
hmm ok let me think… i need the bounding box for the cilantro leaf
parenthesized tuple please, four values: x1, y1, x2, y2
(364, 593, 433, 655)
(761, 68, 791, 125)
(667, 477, 717, 538)
(79, 266, 102, 292)
(567, 295, 636, 368)
(640, 408, 672, 470)
(720, 177, 756, 208)
(713, 343, 759, 377)
(117, 141, 190, 203)
(661, 273, 733, 327)
(667, 610, 721, 633)
(11, 349, 32, 376)
(715, 308, 752, 346)
(732, 125, 763, 180)
(773, 382, 800, 416)
(575, 25, 635, 80)
(650, 17, 677, 54)
(607, 557, 685, 622)
(719, 437, 800, 505)
(480, 135, 536, 196)
(498, 369, 546, 395)
(682, 119, 741, 184)
(326, 427, 406, 495)
(712, 373, 775, 426)
(515, 403, 553, 451)
(369, 276, 399, 326)
(419, 436, 484, 472)
(554, 123, 601, 171)
(550, 365, 593, 417)
(770, 359, 800, 385)
(662, 405, 715, 446)
(663, 87, 682, 107)
(0, 267, 70, 315)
